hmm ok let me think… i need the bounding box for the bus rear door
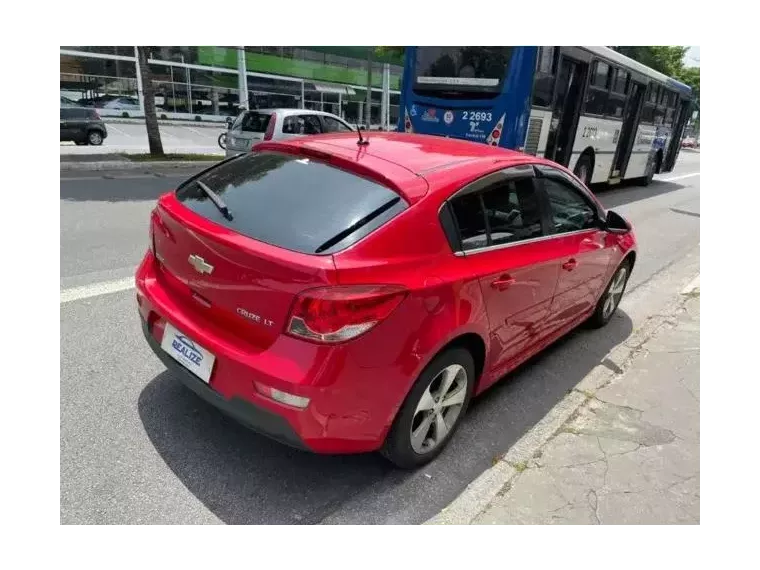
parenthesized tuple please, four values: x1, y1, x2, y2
(663, 98, 691, 171)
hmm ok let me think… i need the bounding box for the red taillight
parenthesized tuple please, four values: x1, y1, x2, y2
(94, 111, 101, 120)
(263, 114, 276, 141)
(286, 285, 407, 343)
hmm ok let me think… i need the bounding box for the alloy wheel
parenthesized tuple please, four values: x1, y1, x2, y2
(409, 364, 468, 454)
(603, 266, 628, 319)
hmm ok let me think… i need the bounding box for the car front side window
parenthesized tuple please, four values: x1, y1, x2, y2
(541, 177, 598, 234)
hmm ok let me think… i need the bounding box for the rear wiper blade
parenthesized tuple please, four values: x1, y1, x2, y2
(196, 180, 233, 221)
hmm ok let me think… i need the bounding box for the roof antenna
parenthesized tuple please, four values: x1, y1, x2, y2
(356, 124, 369, 146)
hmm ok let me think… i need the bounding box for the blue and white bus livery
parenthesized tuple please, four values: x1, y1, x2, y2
(399, 46, 693, 186)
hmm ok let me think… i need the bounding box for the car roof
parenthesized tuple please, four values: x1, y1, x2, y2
(249, 108, 345, 119)
(256, 132, 538, 205)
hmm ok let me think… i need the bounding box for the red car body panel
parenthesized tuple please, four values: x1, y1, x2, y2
(135, 132, 636, 454)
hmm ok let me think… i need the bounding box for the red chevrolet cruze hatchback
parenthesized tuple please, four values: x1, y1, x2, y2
(136, 132, 636, 468)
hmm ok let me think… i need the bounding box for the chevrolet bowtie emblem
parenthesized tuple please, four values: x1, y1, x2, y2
(188, 254, 214, 275)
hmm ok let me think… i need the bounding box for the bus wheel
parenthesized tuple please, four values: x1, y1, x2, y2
(574, 153, 593, 186)
(640, 156, 656, 186)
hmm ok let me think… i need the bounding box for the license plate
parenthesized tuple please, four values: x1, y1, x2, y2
(160, 323, 215, 383)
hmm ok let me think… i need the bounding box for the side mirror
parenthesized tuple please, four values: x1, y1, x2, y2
(604, 210, 631, 234)
(225, 116, 234, 128)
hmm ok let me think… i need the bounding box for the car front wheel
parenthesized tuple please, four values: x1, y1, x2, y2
(381, 347, 474, 469)
(588, 261, 631, 328)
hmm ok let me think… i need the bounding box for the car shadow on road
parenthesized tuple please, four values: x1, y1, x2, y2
(138, 309, 633, 525)
(594, 179, 693, 210)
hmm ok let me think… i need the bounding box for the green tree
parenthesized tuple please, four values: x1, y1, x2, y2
(676, 66, 700, 103)
(611, 46, 689, 76)
(375, 46, 405, 61)
(612, 46, 699, 124)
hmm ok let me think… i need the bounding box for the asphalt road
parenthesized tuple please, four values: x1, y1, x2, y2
(60, 151, 701, 524)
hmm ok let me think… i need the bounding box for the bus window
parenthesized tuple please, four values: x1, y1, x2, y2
(648, 84, 659, 104)
(653, 104, 665, 126)
(641, 102, 655, 124)
(604, 69, 627, 118)
(591, 61, 611, 89)
(585, 88, 607, 116)
(658, 88, 669, 106)
(663, 90, 677, 126)
(585, 61, 612, 116)
(413, 47, 514, 99)
(612, 69, 628, 95)
(532, 46, 556, 108)
(606, 92, 626, 118)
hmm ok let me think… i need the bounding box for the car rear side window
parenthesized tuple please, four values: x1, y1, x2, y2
(233, 111, 272, 133)
(449, 174, 544, 251)
(282, 115, 323, 135)
(175, 152, 408, 254)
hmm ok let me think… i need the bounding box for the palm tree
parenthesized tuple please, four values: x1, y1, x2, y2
(136, 47, 164, 156)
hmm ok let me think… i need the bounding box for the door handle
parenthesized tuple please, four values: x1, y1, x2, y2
(562, 258, 578, 271)
(491, 275, 516, 291)
(582, 237, 604, 249)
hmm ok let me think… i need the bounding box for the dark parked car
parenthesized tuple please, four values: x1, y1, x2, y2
(60, 107, 108, 146)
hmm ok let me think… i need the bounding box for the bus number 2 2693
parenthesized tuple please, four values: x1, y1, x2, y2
(462, 111, 493, 122)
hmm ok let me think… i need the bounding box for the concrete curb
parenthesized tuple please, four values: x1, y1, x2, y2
(60, 160, 221, 172)
(425, 272, 700, 525)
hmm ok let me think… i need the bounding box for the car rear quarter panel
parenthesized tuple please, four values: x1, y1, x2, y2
(332, 188, 493, 399)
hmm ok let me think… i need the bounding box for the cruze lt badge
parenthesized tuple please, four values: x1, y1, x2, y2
(237, 307, 274, 327)
(188, 254, 213, 275)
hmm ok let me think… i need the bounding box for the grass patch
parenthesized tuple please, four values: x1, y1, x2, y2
(124, 153, 222, 162)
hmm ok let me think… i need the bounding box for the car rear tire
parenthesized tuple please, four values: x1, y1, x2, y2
(588, 260, 631, 328)
(381, 347, 475, 469)
(87, 130, 103, 146)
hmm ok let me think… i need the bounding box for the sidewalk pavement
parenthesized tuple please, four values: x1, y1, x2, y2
(430, 276, 700, 525)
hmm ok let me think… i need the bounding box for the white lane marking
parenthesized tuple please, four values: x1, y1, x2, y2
(61, 277, 135, 304)
(186, 127, 204, 136)
(681, 274, 700, 295)
(108, 125, 131, 137)
(660, 172, 700, 182)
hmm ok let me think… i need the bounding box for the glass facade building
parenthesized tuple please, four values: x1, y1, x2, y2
(60, 46, 403, 125)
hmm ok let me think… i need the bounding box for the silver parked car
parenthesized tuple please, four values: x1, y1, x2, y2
(224, 108, 354, 157)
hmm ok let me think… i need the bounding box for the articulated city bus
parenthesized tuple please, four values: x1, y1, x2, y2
(398, 46, 693, 186)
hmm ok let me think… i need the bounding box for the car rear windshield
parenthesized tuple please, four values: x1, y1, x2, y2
(175, 152, 408, 254)
(232, 111, 272, 133)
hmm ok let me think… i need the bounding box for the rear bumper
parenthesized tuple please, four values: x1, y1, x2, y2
(140, 318, 308, 450)
(135, 251, 411, 454)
